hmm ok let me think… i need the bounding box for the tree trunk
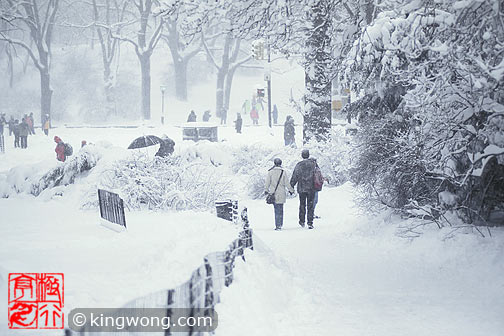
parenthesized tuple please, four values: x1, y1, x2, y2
(40, 68, 53, 124)
(103, 64, 114, 103)
(6, 46, 14, 88)
(224, 66, 237, 111)
(140, 54, 151, 120)
(303, 0, 332, 143)
(215, 69, 226, 118)
(174, 59, 188, 101)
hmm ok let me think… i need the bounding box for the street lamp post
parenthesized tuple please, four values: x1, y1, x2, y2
(266, 40, 272, 128)
(160, 85, 167, 125)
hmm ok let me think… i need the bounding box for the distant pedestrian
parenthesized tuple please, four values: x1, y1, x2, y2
(234, 113, 243, 133)
(272, 104, 278, 124)
(265, 158, 295, 230)
(202, 110, 211, 122)
(241, 99, 251, 115)
(0, 113, 6, 136)
(81, 140, 87, 148)
(19, 118, 30, 149)
(155, 136, 175, 158)
(42, 114, 50, 136)
(13, 120, 20, 148)
(187, 110, 197, 122)
(256, 96, 265, 113)
(284, 115, 295, 146)
(8, 116, 15, 136)
(290, 149, 317, 229)
(250, 96, 259, 125)
(250, 107, 259, 125)
(54, 136, 66, 162)
(220, 107, 227, 125)
(28, 112, 35, 134)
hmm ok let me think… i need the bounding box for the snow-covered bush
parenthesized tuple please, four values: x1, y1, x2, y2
(97, 152, 234, 211)
(343, 0, 504, 226)
(32, 147, 101, 196)
(177, 140, 232, 167)
(0, 145, 102, 198)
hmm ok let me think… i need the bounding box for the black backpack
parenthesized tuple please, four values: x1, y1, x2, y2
(64, 143, 73, 156)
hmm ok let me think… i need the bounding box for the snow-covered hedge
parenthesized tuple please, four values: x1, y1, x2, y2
(1, 141, 235, 212)
(93, 152, 234, 211)
(0, 145, 103, 198)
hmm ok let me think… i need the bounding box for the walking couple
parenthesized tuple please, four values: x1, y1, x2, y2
(265, 149, 322, 231)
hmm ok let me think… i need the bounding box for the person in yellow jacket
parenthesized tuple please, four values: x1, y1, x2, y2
(265, 158, 295, 230)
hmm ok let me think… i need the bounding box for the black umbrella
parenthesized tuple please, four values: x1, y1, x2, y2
(127, 135, 163, 149)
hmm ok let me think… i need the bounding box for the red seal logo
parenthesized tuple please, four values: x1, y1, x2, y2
(8, 273, 64, 329)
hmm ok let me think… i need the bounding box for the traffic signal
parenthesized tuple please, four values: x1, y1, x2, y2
(257, 88, 265, 97)
(252, 40, 264, 60)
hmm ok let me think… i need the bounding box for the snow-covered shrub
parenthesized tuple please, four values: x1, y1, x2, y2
(177, 140, 232, 167)
(98, 152, 234, 211)
(349, 98, 435, 211)
(32, 147, 101, 196)
(0, 146, 102, 198)
(343, 0, 504, 226)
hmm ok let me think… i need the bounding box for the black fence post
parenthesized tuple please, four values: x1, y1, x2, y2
(204, 258, 214, 308)
(232, 200, 239, 224)
(0, 135, 5, 153)
(164, 289, 175, 336)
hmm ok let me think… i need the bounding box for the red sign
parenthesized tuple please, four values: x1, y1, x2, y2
(8, 273, 64, 329)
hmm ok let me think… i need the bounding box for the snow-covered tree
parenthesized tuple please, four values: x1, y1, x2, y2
(0, 0, 60, 123)
(111, 0, 165, 120)
(160, 1, 253, 114)
(219, 0, 361, 142)
(66, 0, 133, 115)
(91, 0, 130, 110)
(160, 1, 206, 101)
(344, 0, 504, 225)
(202, 30, 251, 117)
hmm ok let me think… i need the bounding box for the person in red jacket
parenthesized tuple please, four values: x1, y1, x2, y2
(54, 136, 66, 162)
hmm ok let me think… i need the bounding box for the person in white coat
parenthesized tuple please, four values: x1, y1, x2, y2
(265, 158, 295, 230)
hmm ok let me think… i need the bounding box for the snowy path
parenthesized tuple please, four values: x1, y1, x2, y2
(217, 183, 504, 336)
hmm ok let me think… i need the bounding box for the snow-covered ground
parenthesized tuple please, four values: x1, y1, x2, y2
(0, 182, 239, 335)
(1, 126, 503, 336)
(218, 184, 504, 336)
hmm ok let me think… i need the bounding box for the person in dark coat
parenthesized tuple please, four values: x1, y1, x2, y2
(202, 110, 211, 122)
(187, 110, 197, 122)
(13, 120, 20, 148)
(220, 107, 227, 125)
(8, 116, 15, 136)
(19, 118, 30, 149)
(272, 104, 279, 125)
(155, 136, 175, 157)
(54, 136, 66, 162)
(234, 113, 243, 133)
(0, 114, 6, 136)
(284, 115, 295, 146)
(290, 149, 317, 229)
